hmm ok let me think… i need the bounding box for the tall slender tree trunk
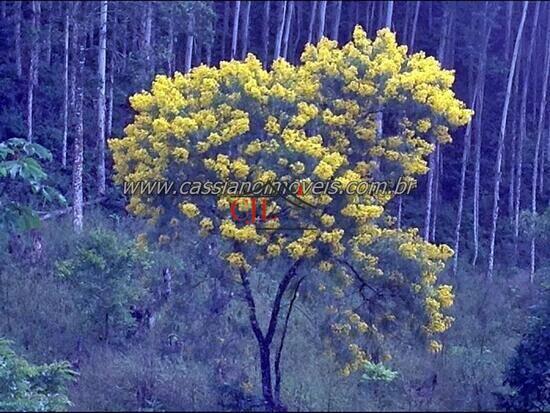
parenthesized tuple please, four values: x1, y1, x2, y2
(73, 2, 85, 233)
(330, 1, 342, 41)
(144, 2, 152, 75)
(368, 1, 376, 37)
(409, 1, 420, 53)
(221, 1, 229, 60)
(424, 5, 450, 240)
(431, 145, 441, 241)
(530, 24, 550, 282)
(45, 2, 52, 66)
(433, 5, 457, 240)
(231, 1, 241, 59)
(62, 4, 70, 167)
(240, 1, 251, 59)
(317, 0, 327, 42)
(27, 1, 41, 142)
(472, 68, 487, 267)
(107, 58, 114, 140)
(282, 1, 294, 59)
(453, 3, 492, 273)
(349, 1, 358, 37)
(488, 1, 528, 279)
(505, 2, 513, 61)
(508, 68, 520, 218)
(262, 1, 270, 66)
(453, 92, 477, 273)
(273, 1, 287, 60)
(168, 14, 174, 75)
(122, 15, 128, 72)
(424, 144, 435, 241)
(307, 1, 317, 44)
(403, 1, 411, 45)
(385, 0, 394, 29)
(15, 1, 22, 78)
(515, 2, 540, 257)
(205, 36, 212, 66)
(291, 4, 303, 61)
(97, 0, 108, 196)
(184, 14, 195, 73)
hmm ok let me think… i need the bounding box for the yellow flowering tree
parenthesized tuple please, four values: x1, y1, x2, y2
(110, 26, 471, 410)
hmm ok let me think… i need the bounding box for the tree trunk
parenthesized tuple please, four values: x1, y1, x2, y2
(472, 64, 488, 267)
(488, 1, 528, 279)
(144, 2, 152, 75)
(168, 14, 174, 75)
(240, 1, 251, 59)
(396, 197, 403, 229)
(259, 344, 276, 410)
(505, 2, 513, 61)
(122, 15, 128, 72)
(453, 90, 478, 273)
(330, 0, 342, 41)
(238, 259, 301, 411)
(453, 3, 492, 273)
(409, 1, 420, 52)
(530, 23, 550, 282)
(15, 1, 22, 78)
(424, 4, 450, 240)
(307, 1, 317, 44)
(274, 276, 304, 404)
(231, 1, 241, 59)
(273, 1, 286, 60)
(184, 15, 194, 73)
(262, 1, 270, 66)
(431, 144, 441, 242)
(107, 58, 114, 140)
(508, 68, 520, 219)
(364, 2, 372, 34)
(515, 2, 540, 256)
(282, 0, 294, 59)
(45, 2, 52, 66)
(368, 1, 376, 37)
(317, 0, 327, 42)
(62, 4, 70, 167)
(27, 1, 41, 142)
(97, 0, 108, 196)
(403, 1, 411, 45)
(72, 2, 85, 233)
(221, 1, 229, 60)
(291, 5, 303, 61)
(385, 0, 394, 29)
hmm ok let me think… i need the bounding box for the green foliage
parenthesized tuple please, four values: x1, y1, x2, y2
(0, 339, 76, 412)
(361, 361, 399, 382)
(0, 138, 65, 234)
(55, 229, 152, 343)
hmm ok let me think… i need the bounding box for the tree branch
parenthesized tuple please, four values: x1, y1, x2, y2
(336, 258, 381, 296)
(239, 266, 265, 345)
(264, 259, 302, 346)
(274, 274, 306, 403)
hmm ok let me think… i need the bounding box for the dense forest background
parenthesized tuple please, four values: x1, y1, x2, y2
(0, 1, 549, 411)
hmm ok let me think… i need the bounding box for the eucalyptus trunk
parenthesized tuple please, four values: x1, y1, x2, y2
(488, 1, 528, 279)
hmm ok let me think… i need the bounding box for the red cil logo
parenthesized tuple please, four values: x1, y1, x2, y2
(230, 198, 279, 224)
